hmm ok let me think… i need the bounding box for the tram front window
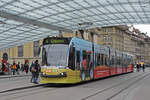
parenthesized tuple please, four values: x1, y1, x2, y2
(42, 44, 68, 67)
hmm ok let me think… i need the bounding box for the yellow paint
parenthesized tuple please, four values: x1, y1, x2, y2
(40, 68, 90, 84)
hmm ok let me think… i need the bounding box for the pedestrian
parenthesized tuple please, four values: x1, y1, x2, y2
(24, 62, 29, 74)
(136, 63, 140, 72)
(30, 61, 35, 83)
(141, 63, 145, 72)
(12, 62, 16, 75)
(8, 63, 11, 75)
(32, 60, 41, 84)
(1, 59, 6, 74)
(16, 62, 20, 75)
(21, 64, 24, 72)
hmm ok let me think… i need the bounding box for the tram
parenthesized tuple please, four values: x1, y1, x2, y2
(40, 37, 134, 84)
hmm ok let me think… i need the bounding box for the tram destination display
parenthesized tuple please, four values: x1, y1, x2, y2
(43, 37, 70, 45)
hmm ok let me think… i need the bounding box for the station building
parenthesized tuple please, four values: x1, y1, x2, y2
(0, 25, 150, 65)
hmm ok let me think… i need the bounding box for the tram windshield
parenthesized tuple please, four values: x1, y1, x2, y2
(42, 44, 69, 67)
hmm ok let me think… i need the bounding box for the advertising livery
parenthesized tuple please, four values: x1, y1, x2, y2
(40, 37, 133, 84)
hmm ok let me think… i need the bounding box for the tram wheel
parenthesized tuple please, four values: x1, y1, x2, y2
(89, 68, 94, 80)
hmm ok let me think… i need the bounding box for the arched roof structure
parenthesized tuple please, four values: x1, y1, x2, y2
(0, 0, 150, 49)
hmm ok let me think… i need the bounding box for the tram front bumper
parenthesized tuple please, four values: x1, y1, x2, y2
(41, 72, 67, 78)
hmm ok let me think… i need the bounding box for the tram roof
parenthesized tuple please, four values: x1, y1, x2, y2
(0, 0, 150, 49)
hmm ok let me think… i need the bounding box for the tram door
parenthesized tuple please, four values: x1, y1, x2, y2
(68, 45, 75, 70)
(76, 50, 81, 70)
(76, 50, 81, 80)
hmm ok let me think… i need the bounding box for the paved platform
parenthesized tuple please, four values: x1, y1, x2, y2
(0, 75, 42, 93)
(0, 71, 31, 79)
(0, 68, 150, 100)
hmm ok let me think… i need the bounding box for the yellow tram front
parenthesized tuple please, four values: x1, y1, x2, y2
(40, 37, 81, 84)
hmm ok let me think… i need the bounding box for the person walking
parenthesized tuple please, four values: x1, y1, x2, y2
(32, 60, 41, 84)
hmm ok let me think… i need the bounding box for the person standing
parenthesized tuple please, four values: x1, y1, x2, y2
(21, 64, 24, 72)
(30, 61, 35, 83)
(24, 62, 29, 74)
(12, 62, 16, 75)
(1, 59, 6, 74)
(136, 63, 140, 72)
(141, 63, 145, 72)
(16, 62, 20, 75)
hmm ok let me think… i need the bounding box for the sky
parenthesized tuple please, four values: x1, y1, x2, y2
(133, 24, 150, 36)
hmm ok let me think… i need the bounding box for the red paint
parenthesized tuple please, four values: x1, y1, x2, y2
(94, 66, 109, 79)
(122, 67, 127, 73)
(116, 67, 122, 74)
(110, 67, 116, 75)
(94, 65, 133, 79)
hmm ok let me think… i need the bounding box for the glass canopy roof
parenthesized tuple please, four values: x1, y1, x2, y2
(0, 0, 150, 49)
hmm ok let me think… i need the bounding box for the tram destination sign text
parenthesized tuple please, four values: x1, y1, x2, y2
(43, 38, 70, 45)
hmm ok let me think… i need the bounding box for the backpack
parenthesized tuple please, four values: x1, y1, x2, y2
(31, 67, 36, 72)
(12, 65, 16, 69)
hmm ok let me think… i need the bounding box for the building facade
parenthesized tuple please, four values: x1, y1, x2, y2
(0, 40, 42, 65)
(98, 25, 150, 64)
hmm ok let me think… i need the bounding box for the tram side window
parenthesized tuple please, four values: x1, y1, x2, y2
(122, 58, 125, 67)
(127, 58, 130, 66)
(120, 57, 122, 66)
(116, 57, 118, 67)
(82, 50, 87, 68)
(76, 51, 80, 70)
(104, 55, 108, 66)
(68, 45, 75, 70)
(123, 58, 125, 66)
(129, 58, 131, 64)
(101, 54, 104, 65)
(112, 56, 114, 66)
(125, 58, 127, 67)
(97, 53, 100, 66)
(95, 53, 97, 66)
(87, 53, 91, 68)
(109, 57, 112, 66)
(83, 50, 87, 60)
(118, 57, 121, 66)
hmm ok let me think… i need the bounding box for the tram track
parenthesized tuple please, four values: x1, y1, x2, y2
(81, 72, 150, 100)
(0, 72, 149, 100)
(106, 72, 150, 100)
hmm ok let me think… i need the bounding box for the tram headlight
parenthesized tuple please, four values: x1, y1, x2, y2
(60, 72, 67, 76)
(41, 72, 46, 76)
(60, 72, 63, 75)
